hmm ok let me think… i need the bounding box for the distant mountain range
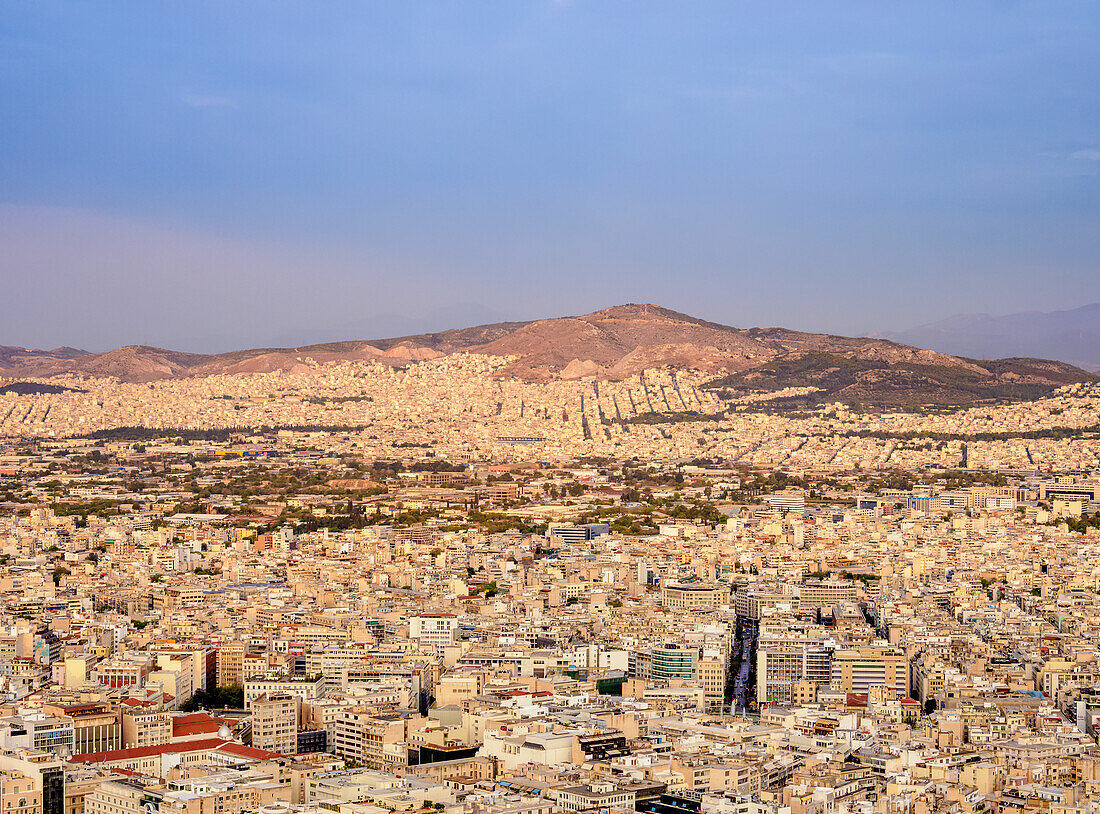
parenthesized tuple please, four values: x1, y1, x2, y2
(1, 303, 1094, 407)
(879, 303, 1100, 372)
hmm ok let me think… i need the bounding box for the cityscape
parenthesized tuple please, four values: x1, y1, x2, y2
(3, 5, 1100, 814)
(1, 300, 1099, 814)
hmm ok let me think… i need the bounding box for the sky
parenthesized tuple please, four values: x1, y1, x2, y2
(1, 1, 1098, 353)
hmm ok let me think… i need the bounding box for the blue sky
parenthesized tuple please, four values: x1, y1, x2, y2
(2, 1, 1098, 352)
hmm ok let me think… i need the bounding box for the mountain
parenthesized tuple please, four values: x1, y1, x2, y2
(882, 303, 1100, 372)
(0, 303, 1093, 408)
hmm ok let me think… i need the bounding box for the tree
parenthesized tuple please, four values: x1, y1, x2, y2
(51, 566, 70, 585)
(180, 685, 244, 712)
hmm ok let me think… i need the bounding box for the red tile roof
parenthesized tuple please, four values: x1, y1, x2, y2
(172, 712, 233, 737)
(70, 737, 283, 765)
(71, 737, 229, 763)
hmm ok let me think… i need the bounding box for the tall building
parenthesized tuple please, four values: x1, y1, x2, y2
(829, 645, 909, 697)
(334, 710, 406, 769)
(85, 781, 152, 814)
(768, 491, 805, 513)
(121, 711, 172, 750)
(409, 615, 458, 655)
(796, 581, 857, 616)
(650, 643, 698, 682)
(250, 693, 299, 755)
(547, 524, 610, 545)
(41, 705, 119, 756)
(756, 636, 833, 706)
(216, 644, 246, 688)
(693, 656, 727, 708)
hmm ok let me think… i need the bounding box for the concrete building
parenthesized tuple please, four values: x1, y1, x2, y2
(251, 694, 299, 755)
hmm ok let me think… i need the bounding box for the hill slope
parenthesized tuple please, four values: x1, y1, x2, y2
(0, 303, 1092, 407)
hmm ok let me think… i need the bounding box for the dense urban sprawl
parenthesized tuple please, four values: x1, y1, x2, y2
(0, 359, 1098, 814)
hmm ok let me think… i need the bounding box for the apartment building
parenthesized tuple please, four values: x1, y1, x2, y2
(829, 646, 909, 697)
(216, 644, 246, 688)
(251, 693, 299, 755)
(120, 710, 171, 749)
(333, 710, 407, 769)
(757, 638, 833, 707)
(0, 749, 64, 814)
(408, 615, 458, 655)
(796, 581, 858, 616)
(244, 676, 324, 707)
(556, 782, 636, 813)
(662, 582, 726, 611)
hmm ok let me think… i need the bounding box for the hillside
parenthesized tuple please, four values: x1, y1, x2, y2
(703, 351, 1092, 409)
(0, 303, 1092, 407)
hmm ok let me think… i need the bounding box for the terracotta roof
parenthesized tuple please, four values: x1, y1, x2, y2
(217, 742, 283, 760)
(71, 737, 283, 764)
(71, 737, 230, 763)
(172, 712, 233, 737)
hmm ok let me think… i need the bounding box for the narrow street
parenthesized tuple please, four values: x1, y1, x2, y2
(733, 621, 756, 713)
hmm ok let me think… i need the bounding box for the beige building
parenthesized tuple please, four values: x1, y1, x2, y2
(0, 770, 41, 814)
(556, 782, 636, 812)
(121, 710, 172, 749)
(435, 672, 483, 706)
(661, 582, 726, 611)
(333, 711, 407, 769)
(0, 749, 64, 814)
(693, 656, 726, 708)
(63, 767, 113, 814)
(42, 704, 120, 756)
(829, 646, 909, 697)
(251, 694, 299, 754)
(63, 656, 98, 689)
(85, 781, 145, 814)
(216, 644, 246, 688)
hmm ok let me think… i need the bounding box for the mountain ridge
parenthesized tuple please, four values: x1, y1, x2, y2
(1, 303, 1093, 407)
(881, 302, 1100, 372)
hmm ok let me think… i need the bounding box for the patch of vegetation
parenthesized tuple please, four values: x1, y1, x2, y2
(0, 382, 85, 395)
(703, 351, 1094, 409)
(181, 685, 244, 711)
(72, 425, 367, 442)
(1065, 511, 1100, 535)
(49, 499, 120, 517)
